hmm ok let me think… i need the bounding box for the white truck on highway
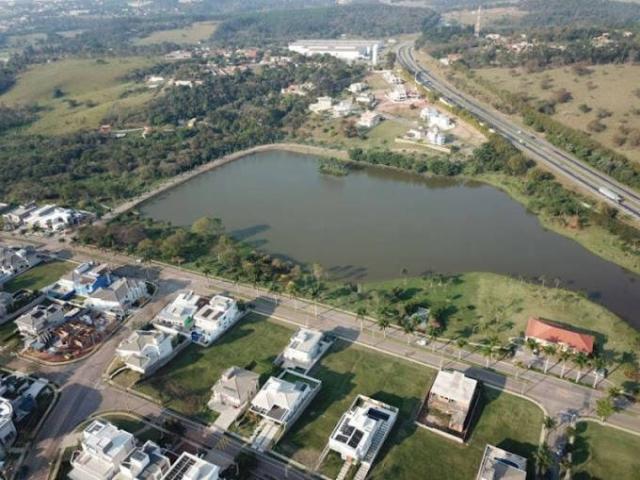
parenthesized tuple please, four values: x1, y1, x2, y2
(598, 186, 623, 203)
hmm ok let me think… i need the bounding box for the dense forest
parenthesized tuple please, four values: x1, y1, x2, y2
(213, 4, 440, 46)
(519, 0, 640, 28)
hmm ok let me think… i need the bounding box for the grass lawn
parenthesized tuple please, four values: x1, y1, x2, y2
(135, 21, 218, 46)
(4, 260, 73, 293)
(0, 56, 160, 134)
(277, 340, 542, 479)
(322, 272, 640, 382)
(134, 313, 292, 420)
(475, 64, 640, 165)
(571, 421, 640, 479)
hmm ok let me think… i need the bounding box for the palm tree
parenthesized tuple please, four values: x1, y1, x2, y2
(543, 415, 557, 431)
(456, 338, 468, 361)
(402, 318, 415, 344)
(533, 443, 553, 479)
(481, 343, 493, 367)
(312, 263, 325, 319)
(558, 349, 571, 379)
(573, 352, 590, 382)
(202, 266, 211, 288)
(592, 355, 608, 388)
(525, 338, 539, 354)
(401, 267, 409, 286)
(378, 317, 390, 339)
(355, 306, 367, 332)
(596, 397, 615, 422)
(542, 344, 557, 374)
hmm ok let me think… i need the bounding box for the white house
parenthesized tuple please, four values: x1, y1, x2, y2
(0, 245, 41, 282)
(405, 128, 428, 141)
(84, 277, 148, 316)
(387, 85, 407, 102)
(328, 395, 398, 463)
(208, 366, 260, 410)
(0, 398, 16, 449)
(15, 303, 65, 341)
(426, 370, 479, 435)
(476, 444, 527, 480)
(420, 107, 454, 130)
(250, 371, 321, 427)
(332, 100, 354, 118)
(282, 328, 325, 371)
(116, 330, 174, 375)
(355, 92, 376, 107)
(427, 126, 447, 146)
(160, 452, 220, 480)
(22, 204, 83, 232)
(382, 71, 403, 85)
(348, 82, 368, 94)
(154, 291, 202, 332)
(69, 419, 137, 480)
(119, 440, 171, 480)
(192, 295, 241, 346)
(357, 111, 382, 129)
(309, 96, 333, 114)
(2, 204, 37, 227)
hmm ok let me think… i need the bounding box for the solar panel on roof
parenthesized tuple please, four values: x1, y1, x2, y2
(348, 430, 364, 448)
(367, 408, 390, 421)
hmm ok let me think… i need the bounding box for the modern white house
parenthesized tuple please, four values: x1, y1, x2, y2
(427, 126, 447, 146)
(332, 100, 355, 118)
(160, 452, 220, 480)
(250, 371, 321, 428)
(1, 204, 38, 227)
(0, 245, 41, 283)
(357, 111, 383, 129)
(50, 262, 113, 298)
(153, 291, 202, 332)
(420, 107, 455, 130)
(328, 395, 398, 479)
(309, 96, 333, 114)
(84, 277, 149, 317)
(119, 440, 171, 480)
(208, 366, 260, 411)
(69, 419, 137, 480)
(15, 303, 65, 343)
(288, 39, 382, 65)
(348, 82, 368, 94)
(476, 444, 527, 480)
(281, 328, 329, 372)
(0, 398, 16, 450)
(192, 295, 241, 346)
(116, 330, 174, 375)
(354, 91, 376, 107)
(21, 204, 84, 232)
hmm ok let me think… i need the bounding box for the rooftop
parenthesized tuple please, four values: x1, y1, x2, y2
(161, 451, 220, 480)
(287, 328, 323, 354)
(476, 444, 527, 480)
(430, 370, 478, 406)
(525, 317, 595, 354)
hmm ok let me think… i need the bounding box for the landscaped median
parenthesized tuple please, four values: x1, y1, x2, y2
(115, 311, 544, 478)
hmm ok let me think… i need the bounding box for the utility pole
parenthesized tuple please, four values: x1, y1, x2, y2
(474, 5, 482, 38)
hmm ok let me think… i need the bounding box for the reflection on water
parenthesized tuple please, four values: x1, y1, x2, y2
(141, 150, 640, 329)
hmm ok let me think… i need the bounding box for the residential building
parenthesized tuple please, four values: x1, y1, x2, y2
(15, 303, 64, 341)
(119, 440, 171, 480)
(427, 126, 447, 146)
(288, 39, 382, 65)
(208, 366, 259, 410)
(357, 111, 382, 129)
(387, 85, 407, 102)
(0, 398, 16, 449)
(154, 291, 202, 331)
(280, 82, 314, 96)
(0, 245, 41, 282)
(22, 204, 83, 232)
(355, 91, 376, 107)
(332, 100, 354, 118)
(146, 76, 165, 89)
(192, 295, 241, 346)
(282, 328, 325, 371)
(525, 317, 595, 355)
(250, 371, 321, 427)
(348, 82, 368, 94)
(1, 204, 37, 227)
(0, 292, 12, 320)
(116, 330, 174, 375)
(69, 419, 137, 480)
(309, 96, 333, 114)
(420, 107, 455, 130)
(405, 128, 428, 141)
(84, 277, 148, 316)
(328, 395, 398, 464)
(476, 444, 527, 480)
(424, 370, 479, 437)
(56, 262, 113, 297)
(160, 452, 220, 480)
(382, 71, 403, 85)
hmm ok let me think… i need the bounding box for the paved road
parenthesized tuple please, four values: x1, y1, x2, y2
(4, 234, 640, 479)
(396, 43, 640, 222)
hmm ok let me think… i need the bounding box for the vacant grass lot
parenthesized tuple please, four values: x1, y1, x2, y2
(1, 57, 160, 134)
(476, 64, 640, 164)
(135, 21, 218, 46)
(572, 421, 640, 479)
(277, 340, 542, 479)
(134, 313, 292, 420)
(4, 260, 73, 293)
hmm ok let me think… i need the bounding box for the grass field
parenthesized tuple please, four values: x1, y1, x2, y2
(571, 421, 640, 479)
(134, 313, 293, 420)
(277, 340, 542, 479)
(0, 57, 160, 134)
(4, 260, 73, 293)
(476, 64, 640, 164)
(135, 21, 218, 46)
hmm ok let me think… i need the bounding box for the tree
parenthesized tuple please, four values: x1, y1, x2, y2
(558, 349, 572, 378)
(533, 443, 553, 479)
(191, 216, 223, 237)
(356, 306, 367, 332)
(543, 415, 557, 431)
(160, 230, 188, 259)
(456, 338, 467, 360)
(542, 344, 557, 374)
(596, 397, 615, 422)
(572, 352, 590, 382)
(378, 317, 390, 338)
(402, 318, 415, 344)
(525, 338, 539, 353)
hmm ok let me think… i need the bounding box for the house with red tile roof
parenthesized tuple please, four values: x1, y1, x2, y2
(525, 317, 595, 355)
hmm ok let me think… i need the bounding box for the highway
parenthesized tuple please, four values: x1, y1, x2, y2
(396, 43, 640, 222)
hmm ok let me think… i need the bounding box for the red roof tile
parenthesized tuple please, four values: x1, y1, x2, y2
(525, 317, 595, 354)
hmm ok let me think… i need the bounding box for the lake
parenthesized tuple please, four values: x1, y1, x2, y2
(141, 150, 640, 328)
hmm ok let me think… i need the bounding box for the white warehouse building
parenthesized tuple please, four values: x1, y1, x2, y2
(288, 39, 383, 65)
